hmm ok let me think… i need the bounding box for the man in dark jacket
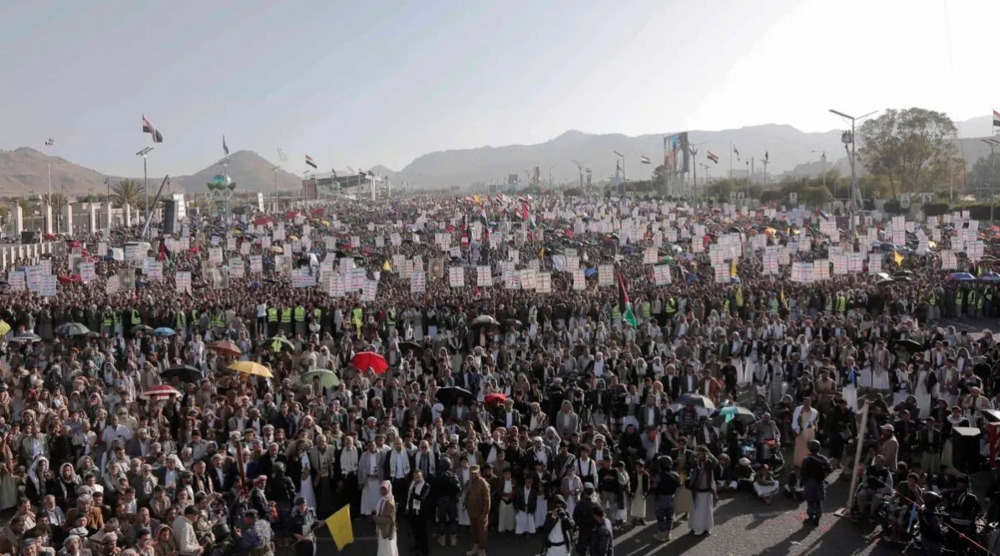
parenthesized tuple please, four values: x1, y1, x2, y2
(651, 456, 681, 542)
(572, 483, 597, 556)
(590, 506, 614, 556)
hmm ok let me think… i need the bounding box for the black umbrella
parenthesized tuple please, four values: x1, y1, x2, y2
(397, 341, 423, 355)
(503, 318, 524, 329)
(892, 339, 924, 356)
(130, 324, 154, 335)
(161, 365, 204, 383)
(436, 386, 473, 406)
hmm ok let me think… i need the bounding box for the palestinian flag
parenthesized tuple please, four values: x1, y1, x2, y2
(707, 151, 719, 164)
(994, 110, 1000, 128)
(305, 155, 317, 169)
(616, 269, 639, 327)
(520, 201, 536, 228)
(640, 155, 651, 164)
(142, 115, 163, 143)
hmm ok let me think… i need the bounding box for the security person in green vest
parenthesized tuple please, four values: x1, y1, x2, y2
(385, 306, 396, 337)
(976, 288, 985, 319)
(129, 309, 142, 334)
(173, 310, 187, 337)
(267, 307, 279, 337)
(955, 288, 964, 318)
(926, 290, 939, 322)
(102, 306, 115, 336)
(281, 306, 293, 335)
(610, 303, 622, 325)
(294, 305, 306, 338)
(312, 307, 323, 336)
(112, 310, 122, 335)
(664, 297, 677, 321)
(640, 299, 651, 322)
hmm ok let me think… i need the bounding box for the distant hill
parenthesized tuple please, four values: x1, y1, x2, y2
(0, 147, 111, 197)
(172, 150, 301, 193)
(398, 125, 847, 188)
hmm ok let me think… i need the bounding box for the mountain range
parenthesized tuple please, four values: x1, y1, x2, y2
(0, 115, 994, 196)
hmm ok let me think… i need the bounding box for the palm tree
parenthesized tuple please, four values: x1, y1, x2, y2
(112, 179, 144, 208)
(40, 192, 69, 213)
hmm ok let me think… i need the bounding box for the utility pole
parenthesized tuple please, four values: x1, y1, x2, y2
(983, 138, 1000, 223)
(688, 147, 699, 199)
(573, 160, 584, 189)
(136, 147, 153, 232)
(830, 109, 878, 231)
(613, 151, 625, 194)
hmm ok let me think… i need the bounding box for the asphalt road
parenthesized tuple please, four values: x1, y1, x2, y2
(317, 468, 900, 556)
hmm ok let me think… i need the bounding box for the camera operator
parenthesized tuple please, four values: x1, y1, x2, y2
(918, 491, 946, 556)
(650, 456, 681, 543)
(944, 475, 981, 553)
(540, 494, 576, 556)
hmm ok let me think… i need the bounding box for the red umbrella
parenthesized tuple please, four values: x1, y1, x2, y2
(484, 393, 507, 405)
(57, 275, 82, 284)
(353, 352, 388, 374)
(140, 384, 181, 400)
(253, 216, 272, 226)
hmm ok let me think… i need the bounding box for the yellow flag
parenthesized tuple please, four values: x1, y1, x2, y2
(382, 259, 392, 272)
(0, 320, 9, 337)
(893, 250, 904, 267)
(326, 505, 354, 550)
(730, 259, 738, 277)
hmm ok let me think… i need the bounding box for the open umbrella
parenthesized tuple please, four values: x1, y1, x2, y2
(10, 333, 42, 343)
(140, 385, 181, 400)
(300, 368, 341, 388)
(484, 393, 507, 405)
(712, 406, 757, 426)
(263, 336, 296, 353)
(208, 341, 242, 358)
(353, 352, 388, 374)
(227, 361, 274, 378)
(130, 324, 154, 335)
(472, 315, 500, 327)
(892, 338, 925, 356)
(397, 341, 423, 355)
(153, 327, 176, 337)
(436, 386, 473, 406)
(55, 322, 91, 338)
(676, 393, 717, 411)
(948, 272, 977, 282)
(161, 366, 204, 383)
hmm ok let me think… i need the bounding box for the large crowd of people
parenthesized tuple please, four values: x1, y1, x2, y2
(1, 193, 1000, 556)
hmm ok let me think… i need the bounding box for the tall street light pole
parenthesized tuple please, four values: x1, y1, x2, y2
(137, 147, 153, 221)
(983, 138, 1000, 223)
(829, 109, 877, 231)
(613, 151, 625, 194)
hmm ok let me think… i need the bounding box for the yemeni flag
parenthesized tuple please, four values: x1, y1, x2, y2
(640, 155, 651, 164)
(305, 155, 317, 169)
(142, 115, 163, 143)
(616, 269, 639, 327)
(994, 110, 1000, 128)
(707, 151, 719, 164)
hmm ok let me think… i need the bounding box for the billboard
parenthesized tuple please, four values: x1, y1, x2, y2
(664, 132, 689, 174)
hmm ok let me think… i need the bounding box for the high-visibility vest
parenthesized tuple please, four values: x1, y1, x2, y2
(928, 293, 937, 306)
(214, 311, 225, 328)
(267, 308, 278, 323)
(985, 288, 994, 302)
(130, 309, 141, 325)
(293, 306, 305, 323)
(837, 294, 847, 313)
(611, 304, 621, 322)
(113, 311, 122, 326)
(191, 310, 200, 324)
(174, 312, 186, 330)
(281, 308, 292, 324)
(664, 298, 677, 316)
(640, 301, 651, 319)
(956, 291, 963, 307)
(386, 309, 396, 326)
(313, 308, 322, 323)
(102, 311, 113, 327)
(722, 299, 730, 314)
(824, 297, 833, 313)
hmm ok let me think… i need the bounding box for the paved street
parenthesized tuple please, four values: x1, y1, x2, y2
(318, 469, 900, 556)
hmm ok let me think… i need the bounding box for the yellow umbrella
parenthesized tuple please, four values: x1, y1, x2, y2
(227, 361, 274, 378)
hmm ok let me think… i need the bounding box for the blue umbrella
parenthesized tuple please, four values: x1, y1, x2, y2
(980, 272, 1000, 283)
(948, 272, 976, 282)
(154, 327, 176, 337)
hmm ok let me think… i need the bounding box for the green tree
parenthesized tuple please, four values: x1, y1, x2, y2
(112, 179, 144, 208)
(40, 192, 69, 213)
(969, 153, 1000, 195)
(858, 107, 957, 196)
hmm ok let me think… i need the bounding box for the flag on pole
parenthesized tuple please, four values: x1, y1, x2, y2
(325, 505, 354, 550)
(764, 151, 769, 163)
(640, 155, 651, 164)
(730, 259, 738, 278)
(616, 269, 639, 327)
(733, 146, 740, 161)
(994, 110, 1000, 128)
(707, 151, 719, 163)
(305, 155, 317, 169)
(223, 136, 229, 157)
(44, 139, 54, 147)
(893, 250, 904, 267)
(277, 148, 288, 162)
(141, 116, 163, 143)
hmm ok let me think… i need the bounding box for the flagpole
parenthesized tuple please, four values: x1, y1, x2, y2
(729, 141, 733, 180)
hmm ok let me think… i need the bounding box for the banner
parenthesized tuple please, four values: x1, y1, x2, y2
(175, 271, 192, 293)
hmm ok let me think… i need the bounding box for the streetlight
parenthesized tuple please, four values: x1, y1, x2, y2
(613, 151, 625, 193)
(136, 147, 153, 221)
(983, 138, 1000, 223)
(829, 109, 878, 230)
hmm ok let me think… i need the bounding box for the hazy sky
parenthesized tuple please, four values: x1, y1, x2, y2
(0, 0, 996, 176)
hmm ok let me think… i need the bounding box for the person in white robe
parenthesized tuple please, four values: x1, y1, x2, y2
(375, 480, 398, 556)
(688, 447, 717, 536)
(515, 475, 538, 535)
(497, 470, 516, 533)
(359, 443, 383, 516)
